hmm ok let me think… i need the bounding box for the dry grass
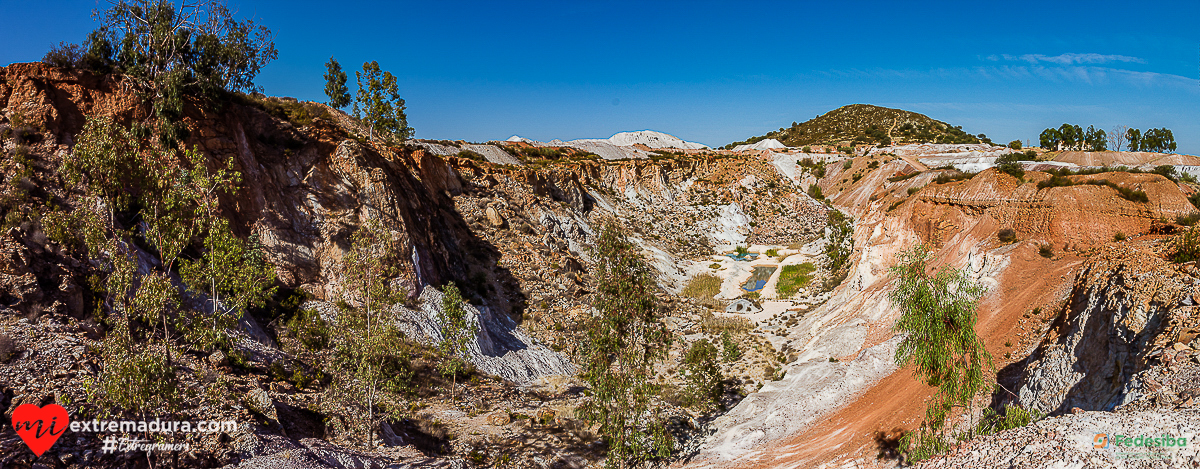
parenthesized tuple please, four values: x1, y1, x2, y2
(682, 273, 721, 300)
(699, 310, 753, 335)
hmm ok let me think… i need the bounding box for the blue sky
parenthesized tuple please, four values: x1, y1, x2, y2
(2, 1, 1198, 152)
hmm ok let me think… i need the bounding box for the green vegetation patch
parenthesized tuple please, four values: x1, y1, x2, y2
(775, 262, 817, 298)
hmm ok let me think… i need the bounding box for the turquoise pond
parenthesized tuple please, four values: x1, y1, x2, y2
(741, 266, 777, 291)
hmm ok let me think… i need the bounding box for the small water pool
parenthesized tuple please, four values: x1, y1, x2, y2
(741, 265, 777, 292)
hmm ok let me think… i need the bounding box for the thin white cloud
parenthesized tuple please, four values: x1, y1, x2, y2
(820, 65, 1195, 93)
(996, 53, 1146, 65)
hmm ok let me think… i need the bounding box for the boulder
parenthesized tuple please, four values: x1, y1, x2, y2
(486, 411, 511, 426)
(725, 299, 762, 314)
(486, 206, 506, 228)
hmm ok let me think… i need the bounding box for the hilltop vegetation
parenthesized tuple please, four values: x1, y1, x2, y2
(724, 104, 987, 149)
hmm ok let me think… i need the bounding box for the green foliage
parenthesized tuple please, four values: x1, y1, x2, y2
(976, 404, 1042, 436)
(719, 330, 742, 362)
(353, 61, 414, 143)
(899, 426, 952, 463)
(775, 263, 816, 298)
(1040, 124, 1108, 151)
(907, 186, 921, 195)
(67, 116, 279, 417)
(329, 217, 412, 445)
(1113, 231, 1126, 242)
(1177, 213, 1200, 227)
(1172, 227, 1200, 263)
(1125, 127, 1177, 153)
(180, 218, 277, 350)
(679, 339, 723, 412)
(888, 244, 991, 428)
(285, 306, 331, 351)
(734, 245, 749, 256)
(1038, 244, 1054, 258)
(85, 0, 277, 145)
(323, 57, 351, 108)
(842, 159, 853, 170)
(807, 184, 824, 200)
(765, 248, 780, 257)
(1008, 140, 1022, 150)
(576, 221, 673, 468)
(437, 282, 479, 380)
(994, 154, 1025, 180)
(823, 209, 853, 276)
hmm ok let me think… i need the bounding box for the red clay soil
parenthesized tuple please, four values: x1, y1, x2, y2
(718, 244, 1083, 469)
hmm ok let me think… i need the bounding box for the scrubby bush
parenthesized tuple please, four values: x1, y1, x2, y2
(1038, 244, 1054, 258)
(1008, 140, 1022, 150)
(1113, 232, 1126, 242)
(720, 330, 741, 362)
(842, 160, 853, 170)
(976, 404, 1042, 436)
(679, 339, 723, 412)
(807, 184, 824, 200)
(1177, 213, 1200, 227)
(907, 186, 921, 195)
(1172, 227, 1200, 263)
(997, 228, 1016, 243)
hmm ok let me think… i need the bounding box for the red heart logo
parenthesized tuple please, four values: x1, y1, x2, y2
(11, 403, 69, 457)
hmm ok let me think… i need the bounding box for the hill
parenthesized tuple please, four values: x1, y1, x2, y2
(723, 104, 989, 149)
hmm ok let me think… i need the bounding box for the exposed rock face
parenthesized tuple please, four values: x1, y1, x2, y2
(1016, 243, 1200, 414)
(391, 288, 576, 385)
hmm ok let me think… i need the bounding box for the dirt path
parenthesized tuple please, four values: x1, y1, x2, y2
(701, 245, 1082, 468)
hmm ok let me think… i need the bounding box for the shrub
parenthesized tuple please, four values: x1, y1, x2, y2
(682, 273, 722, 300)
(1177, 213, 1200, 227)
(1008, 140, 1022, 150)
(976, 404, 1042, 436)
(719, 330, 741, 362)
(765, 248, 780, 258)
(802, 146, 812, 152)
(808, 184, 824, 200)
(285, 306, 331, 351)
(1113, 232, 1126, 242)
(1172, 227, 1200, 263)
(995, 155, 1025, 180)
(842, 160, 853, 170)
(679, 339, 723, 412)
(1038, 244, 1054, 258)
(907, 186, 921, 195)
(887, 200, 903, 211)
(997, 228, 1016, 243)
(708, 263, 721, 269)
(43, 42, 85, 69)
(775, 263, 816, 298)
(1037, 175, 1075, 189)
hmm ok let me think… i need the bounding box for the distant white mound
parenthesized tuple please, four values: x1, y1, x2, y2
(606, 130, 709, 150)
(732, 139, 786, 152)
(506, 135, 542, 145)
